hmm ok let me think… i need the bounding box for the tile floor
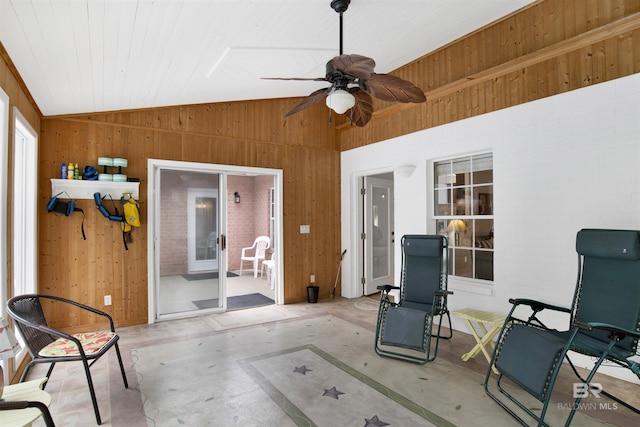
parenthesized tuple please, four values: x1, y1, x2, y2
(24, 295, 640, 426)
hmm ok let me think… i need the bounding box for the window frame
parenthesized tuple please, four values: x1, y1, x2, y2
(11, 107, 39, 365)
(430, 152, 494, 283)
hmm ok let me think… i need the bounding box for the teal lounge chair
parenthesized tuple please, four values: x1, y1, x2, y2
(484, 228, 640, 426)
(374, 234, 453, 364)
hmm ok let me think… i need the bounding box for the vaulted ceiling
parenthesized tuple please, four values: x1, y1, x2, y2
(0, 0, 535, 116)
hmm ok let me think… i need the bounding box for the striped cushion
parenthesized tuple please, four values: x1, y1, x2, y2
(39, 331, 116, 357)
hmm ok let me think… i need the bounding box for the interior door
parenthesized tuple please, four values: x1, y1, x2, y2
(364, 176, 394, 295)
(188, 188, 219, 273)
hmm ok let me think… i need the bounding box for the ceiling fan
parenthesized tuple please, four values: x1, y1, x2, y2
(265, 0, 427, 127)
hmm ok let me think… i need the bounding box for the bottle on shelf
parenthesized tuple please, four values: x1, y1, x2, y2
(74, 163, 79, 180)
(60, 162, 67, 179)
(68, 162, 74, 179)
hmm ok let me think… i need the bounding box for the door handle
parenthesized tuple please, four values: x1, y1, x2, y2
(219, 234, 226, 251)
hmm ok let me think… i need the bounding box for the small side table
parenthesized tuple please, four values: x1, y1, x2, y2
(0, 377, 52, 427)
(452, 308, 506, 374)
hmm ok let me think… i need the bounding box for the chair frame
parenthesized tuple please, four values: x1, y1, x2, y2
(261, 252, 276, 289)
(484, 228, 640, 426)
(7, 294, 129, 425)
(374, 234, 453, 364)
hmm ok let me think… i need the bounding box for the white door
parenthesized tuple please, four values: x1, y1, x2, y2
(188, 188, 219, 273)
(364, 176, 394, 295)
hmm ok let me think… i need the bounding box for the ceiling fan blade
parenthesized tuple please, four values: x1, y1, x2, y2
(262, 77, 327, 82)
(345, 91, 373, 127)
(284, 87, 331, 117)
(329, 54, 375, 80)
(364, 73, 426, 103)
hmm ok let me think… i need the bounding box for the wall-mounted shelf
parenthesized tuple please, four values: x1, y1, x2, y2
(51, 179, 139, 200)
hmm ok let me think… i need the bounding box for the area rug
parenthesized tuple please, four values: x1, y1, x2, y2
(132, 315, 460, 427)
(192, 292, 274, 310)
(182, 271, 238, 281)
(239, 344, 452, 427)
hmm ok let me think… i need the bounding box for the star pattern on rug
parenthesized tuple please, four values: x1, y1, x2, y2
(322, 386, 345, 399)
(364, 415, 390, 427)
(293, 365, 312, 375)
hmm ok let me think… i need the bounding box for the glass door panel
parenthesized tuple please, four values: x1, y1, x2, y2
(364, 176, 394, 295)
(188, 189, 218, 273)
(157, 170, 223, 316)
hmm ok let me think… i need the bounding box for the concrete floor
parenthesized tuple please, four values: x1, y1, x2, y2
(158, 271, 276, 315)
(27, 295, 639, 426)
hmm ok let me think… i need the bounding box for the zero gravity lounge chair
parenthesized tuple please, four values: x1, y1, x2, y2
(374, 234, 453, 364)
(484, 228, 640, 426)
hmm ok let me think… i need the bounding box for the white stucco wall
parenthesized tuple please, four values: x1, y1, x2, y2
(340, 73, 640, 381)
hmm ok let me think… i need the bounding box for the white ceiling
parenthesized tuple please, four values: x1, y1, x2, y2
(0, 0, 535, 117)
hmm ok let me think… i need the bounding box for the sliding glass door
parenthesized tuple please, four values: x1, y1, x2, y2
(148, 159, 284, 322)
(155, 168, 224, 318)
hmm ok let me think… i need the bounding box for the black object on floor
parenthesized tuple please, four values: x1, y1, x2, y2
(193, 293, 274, 310)
(307, 285, 319, 303)
(182, 271, 239, 281)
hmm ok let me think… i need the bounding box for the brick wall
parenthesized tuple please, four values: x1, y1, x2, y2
(227, 174, 274, 272)
(159, 170, 219, 276)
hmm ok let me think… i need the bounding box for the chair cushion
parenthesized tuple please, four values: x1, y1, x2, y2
(38, 331, 116, 357)
(495, 324, 569, 401)
(380, 306, 430, 352)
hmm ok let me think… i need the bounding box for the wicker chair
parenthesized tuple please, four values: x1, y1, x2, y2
(6, 294, 129, 425)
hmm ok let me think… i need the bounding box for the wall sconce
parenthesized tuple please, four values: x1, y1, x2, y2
(234, 192, 240, 203)
(395, 165, 416, 178)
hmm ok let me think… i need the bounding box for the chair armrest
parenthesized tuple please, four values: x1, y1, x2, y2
(508, 298, 571, 314)
(0, 401, 29, 410)
(241, 241, 257, 257)
(434, 290, 453, 296)
(39, 295, 117, 332)
(377, 285, 399, 305)
(576, 321, 640, 340)
(377, 284, 399, 292)
(10, 315, 91, 359)
(0, 401, 56, 427)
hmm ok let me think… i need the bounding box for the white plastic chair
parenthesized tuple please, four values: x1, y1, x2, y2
(240, 236, 270, 277)
(261, 252, 277, 289)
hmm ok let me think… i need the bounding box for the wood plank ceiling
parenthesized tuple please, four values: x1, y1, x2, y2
(0, 0, 535, 116)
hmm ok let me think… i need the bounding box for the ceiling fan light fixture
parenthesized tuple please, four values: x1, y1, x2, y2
(325, 89, 355, 114)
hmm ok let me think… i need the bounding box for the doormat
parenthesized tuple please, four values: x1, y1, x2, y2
(182, 271, 239, 281)
(193, 293, 274, 310)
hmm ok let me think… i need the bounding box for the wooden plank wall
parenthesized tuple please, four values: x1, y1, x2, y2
(338, 0, 640, 150)
(3, 0, 640, 331)
(39, 100, 339, 328)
